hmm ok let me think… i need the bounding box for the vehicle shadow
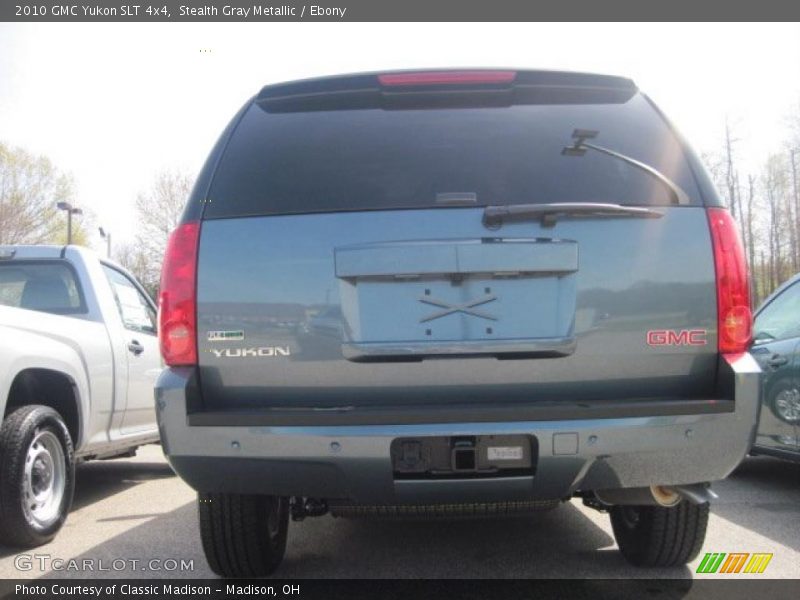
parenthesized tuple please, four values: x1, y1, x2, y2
(22, 499, 692, 581)
(711, 456, 800, 552)
(34, 501, 204, 580)
(0, 451, 176, 560)
(728, 455, 800, 491)
(71, 456, 176, 512)
(280, 501, 692, 579)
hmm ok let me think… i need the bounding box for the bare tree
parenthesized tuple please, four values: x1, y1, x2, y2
(701, 119, 800, 302)
(784, 98, 800, 275)
(115, 241, 158, 299)
(123, 170, 193, 296)
(762, 153, 793, 293)
(745, 175, 758, 298)
(792, 148, 800, 265)
(705, 122, 759, 283)
(724, 120, 740, 220)
(135, 170, 192, 256)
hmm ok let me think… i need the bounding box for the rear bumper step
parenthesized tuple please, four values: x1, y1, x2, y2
(185, 398, 734, 428)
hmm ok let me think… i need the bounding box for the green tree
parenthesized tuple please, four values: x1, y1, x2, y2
(0, 141, 91, 245)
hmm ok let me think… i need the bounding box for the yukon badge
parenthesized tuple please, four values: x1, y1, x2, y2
(211, 347, 291, 358)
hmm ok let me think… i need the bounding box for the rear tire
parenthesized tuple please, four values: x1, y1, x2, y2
(0, 405, 75, 547)
(198, 492, 289, 577)
(610, 501, 709, 567)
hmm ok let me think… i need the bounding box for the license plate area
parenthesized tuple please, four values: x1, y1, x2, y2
(351, 274, 571, 342)
(391, 435, 536, 480)
(335, 238, 578, 361)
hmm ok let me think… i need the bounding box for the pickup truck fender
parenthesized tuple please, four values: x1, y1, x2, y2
(0, 321, 98, 450)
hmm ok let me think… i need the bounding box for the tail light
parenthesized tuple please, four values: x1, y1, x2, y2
(707, 208, 752, 355)
(159, 221, 200, 366)
(378, 70, 516, 87)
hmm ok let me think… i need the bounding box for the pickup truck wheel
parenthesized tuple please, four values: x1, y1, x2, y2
(610, 501, 709, 567)
(198, 493, 289, 577)
(0, 405, 75, 547)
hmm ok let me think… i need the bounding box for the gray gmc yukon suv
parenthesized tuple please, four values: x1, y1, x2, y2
(155, 69, 760, 577)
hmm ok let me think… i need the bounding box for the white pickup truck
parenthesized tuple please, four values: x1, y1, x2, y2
(0, 245, 161, 547)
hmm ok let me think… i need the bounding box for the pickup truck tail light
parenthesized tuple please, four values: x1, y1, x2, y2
(159, 221, 200, 366)
(707, 207, 752, 355)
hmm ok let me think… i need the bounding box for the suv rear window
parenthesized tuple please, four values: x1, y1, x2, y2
(0, 261, 85, 315)
(205, 93, 701, 219)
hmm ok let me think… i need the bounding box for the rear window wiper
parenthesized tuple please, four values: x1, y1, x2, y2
(482, 202, 664, 229)
(562, 129, 691, 206)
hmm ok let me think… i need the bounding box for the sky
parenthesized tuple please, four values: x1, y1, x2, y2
(1, 22, 799, 254)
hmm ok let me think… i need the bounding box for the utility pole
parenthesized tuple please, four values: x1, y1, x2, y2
(56, 202, 82, 244)
(99, 227, 112, 258)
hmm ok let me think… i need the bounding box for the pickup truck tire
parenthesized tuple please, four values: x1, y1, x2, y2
(0, 405, 75, 547)
(198, 492, 289, 577)
(610, 501, 709, 567)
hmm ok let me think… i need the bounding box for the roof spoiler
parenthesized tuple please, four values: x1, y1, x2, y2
(255, 69, 638, 113)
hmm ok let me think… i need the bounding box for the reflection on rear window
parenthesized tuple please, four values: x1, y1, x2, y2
(0, 262, 85, 315)
(206, 94, 701, 219)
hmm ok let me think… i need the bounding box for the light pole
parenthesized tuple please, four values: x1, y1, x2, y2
(56, 202, 82, 245)
(99, 227, 112, 258)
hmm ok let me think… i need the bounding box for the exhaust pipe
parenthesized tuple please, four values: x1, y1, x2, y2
(672, 483, 718, 504)
(594, 483, 716, 507)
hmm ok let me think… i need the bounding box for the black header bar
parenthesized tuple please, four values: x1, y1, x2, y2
(2, 0, 800, 22)
(2, 579, 800, 600)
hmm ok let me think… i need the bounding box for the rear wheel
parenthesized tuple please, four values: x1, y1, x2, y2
(0, 405, 75, 547)
(610, 501, 709, 567)
(768, 379, 800, 423)
(198, 492, 289, 577)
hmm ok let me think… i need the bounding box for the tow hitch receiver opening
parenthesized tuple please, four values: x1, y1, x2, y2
(391, 434, 536, 480)
(453, 441, 476, 471)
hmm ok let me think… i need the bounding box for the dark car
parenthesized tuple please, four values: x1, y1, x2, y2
(750, 274, 800, 459)
(155, 69, 760, 576)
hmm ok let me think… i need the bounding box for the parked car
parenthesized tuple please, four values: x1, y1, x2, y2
(0, 245, 161, 547)
(750, 274, 800, 460)
(155, 69, 760, 576)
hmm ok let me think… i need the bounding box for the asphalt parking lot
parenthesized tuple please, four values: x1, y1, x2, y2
(0, 444, 798, 580)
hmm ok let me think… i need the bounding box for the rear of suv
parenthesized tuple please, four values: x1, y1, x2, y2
(155, 69, 760, 577)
